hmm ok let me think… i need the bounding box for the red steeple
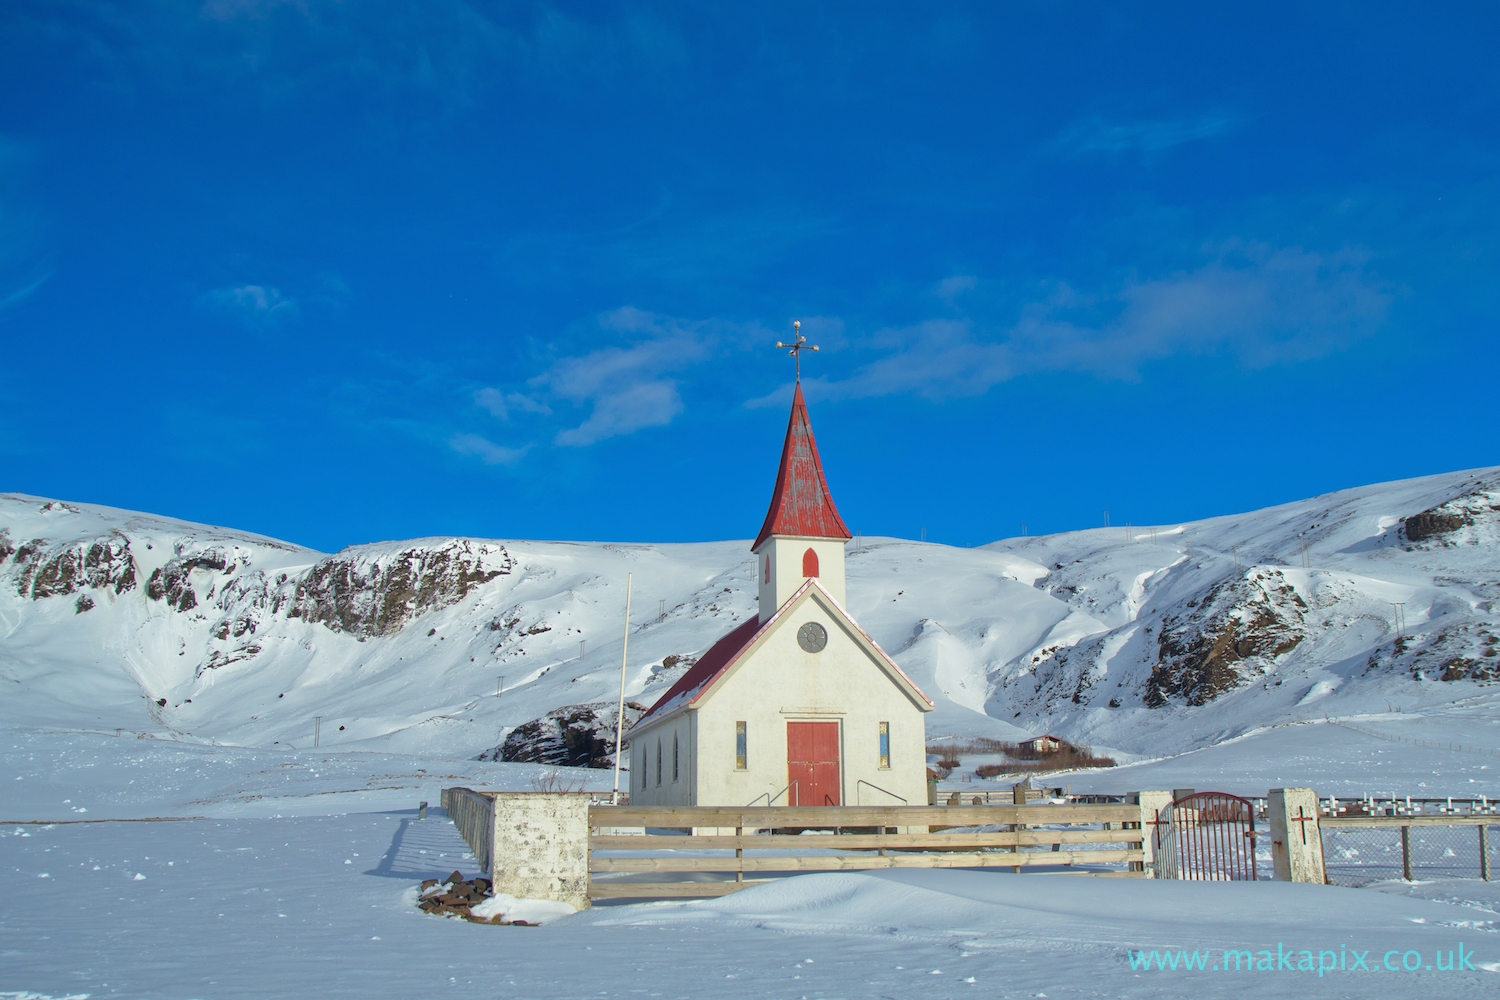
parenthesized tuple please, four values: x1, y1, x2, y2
(753, 383, 852, 549)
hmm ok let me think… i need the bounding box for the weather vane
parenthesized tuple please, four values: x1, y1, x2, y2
(775, 320, 819, 383)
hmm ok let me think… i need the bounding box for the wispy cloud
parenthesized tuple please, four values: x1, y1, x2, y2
(764, 243, 1390, 405)
(935, 274, 976, 303)
(1059, 112, 1236, 154)
(203, 284, 298, 325)
(482, 306, 765, 448)
(0, 269, 51, 312)
(474, 387, 551, 420)
(449, 432, 529, 466)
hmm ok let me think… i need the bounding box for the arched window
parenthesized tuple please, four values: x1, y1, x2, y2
(655, 739, 662, 786)
(672, 733, 679, 782)
(802, 547, 819, 578)
(763, 555, 770, 583)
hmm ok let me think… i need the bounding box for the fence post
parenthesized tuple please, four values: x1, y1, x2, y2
(1137, 791, 1172, 877)
(1268, 788, 1326, 883)
(1400, 825, 1412, 881)
(490, 792, 592, 910)
(1481, 825, 1491, 882)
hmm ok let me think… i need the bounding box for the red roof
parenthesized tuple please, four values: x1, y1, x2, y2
(752, 383, 852, 549)
(634, 617, 761, 726)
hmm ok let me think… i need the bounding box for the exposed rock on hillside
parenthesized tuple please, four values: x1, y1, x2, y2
(1146, 568, 1307, 707)
(1403, 488, 1500, 544)
(147, 550, 229, 612)
(288, 540, 514, 638)
(12, 533, 138, 599)
(480, 700, 646, 768)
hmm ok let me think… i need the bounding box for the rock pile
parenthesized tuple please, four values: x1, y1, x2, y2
(415, 871, 535, 925)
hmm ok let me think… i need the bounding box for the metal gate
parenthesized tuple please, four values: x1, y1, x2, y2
(1153, 792, 1258, 880)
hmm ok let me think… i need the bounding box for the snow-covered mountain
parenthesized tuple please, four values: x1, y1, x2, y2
(2, 465, 1497, 759)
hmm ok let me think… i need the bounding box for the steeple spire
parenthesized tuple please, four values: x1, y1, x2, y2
(753, 381, 851, 549)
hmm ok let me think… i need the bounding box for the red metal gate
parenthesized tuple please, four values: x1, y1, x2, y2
(1153, 792, 1258, 880)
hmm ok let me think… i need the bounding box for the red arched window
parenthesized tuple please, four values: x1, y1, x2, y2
(802, 547, 819, 578)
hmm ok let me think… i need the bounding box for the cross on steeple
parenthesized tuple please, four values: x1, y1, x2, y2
(775, 320, 818, 383)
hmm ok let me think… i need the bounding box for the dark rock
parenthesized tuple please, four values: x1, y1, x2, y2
(15, 533, 138, 599)
(446, 870, 464, 885)
(1404, 509, 1471, 542)
(287, 540, 513, 638)
(1146, 569, 1306, 708)
(478, 700, 647, 767)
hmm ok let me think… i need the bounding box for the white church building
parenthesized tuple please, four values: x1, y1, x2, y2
(625, 380, 933, 808)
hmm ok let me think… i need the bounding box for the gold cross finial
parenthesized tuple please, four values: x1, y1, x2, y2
(775, 320, 819, 383)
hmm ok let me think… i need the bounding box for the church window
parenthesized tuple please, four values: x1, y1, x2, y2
(672, 733, 679, 782)
(802, 547, 819, 578)
(735, 721, 747, 769)
(655, 739, 662, 786)
(796, 621, 827, 653)
(878, 722, 890, 769)
(763, 555, 770, 584)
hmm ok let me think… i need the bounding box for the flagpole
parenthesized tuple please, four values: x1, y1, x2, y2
(611, 573, 633, 805)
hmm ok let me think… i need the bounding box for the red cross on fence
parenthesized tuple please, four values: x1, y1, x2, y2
(1289, 806, 1318, 845)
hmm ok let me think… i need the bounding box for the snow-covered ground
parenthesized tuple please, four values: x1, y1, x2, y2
(4, 753, 1498, 999)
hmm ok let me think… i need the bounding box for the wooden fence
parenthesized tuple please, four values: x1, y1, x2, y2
(441, 787, 496, 875)
(586, 803, 1145, 900)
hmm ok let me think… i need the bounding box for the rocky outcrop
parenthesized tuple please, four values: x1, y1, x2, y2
(480, 700, 646, 768)
(1402, 488, 1500, 544)
(1146, 568, 1306, 707)
(12, 533, 138, 599)
(147, 550, 229, 612)
(287, 540, 514, 638)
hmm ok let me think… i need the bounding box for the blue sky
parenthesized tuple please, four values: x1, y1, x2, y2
(1, 3, 1496, 552)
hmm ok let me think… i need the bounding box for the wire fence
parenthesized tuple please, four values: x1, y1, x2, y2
(1323, 822, 1495, 887)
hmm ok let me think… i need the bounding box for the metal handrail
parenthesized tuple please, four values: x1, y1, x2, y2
(746, 780, 797, 808)
(856, 779, 908, 805)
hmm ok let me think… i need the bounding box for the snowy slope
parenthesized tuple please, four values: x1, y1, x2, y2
(2, 463, 1498, 761)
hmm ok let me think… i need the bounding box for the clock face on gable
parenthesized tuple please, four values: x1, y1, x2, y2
(796, 621, 828, 653)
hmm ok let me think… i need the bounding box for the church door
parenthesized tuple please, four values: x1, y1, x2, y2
(786, 721, 841, 806)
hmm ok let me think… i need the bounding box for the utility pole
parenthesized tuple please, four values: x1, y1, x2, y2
(579, 640, 586, 660)
(612, 574, 633, 805)
(314, 716, 321, 748)
(1103, 510, 1110, 527)
(921, 527, 926, 543)
(496, 675, 503, 698)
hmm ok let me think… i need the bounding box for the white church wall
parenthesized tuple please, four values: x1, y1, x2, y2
(755, 536, 848, 621)
(694, 590, 928, 808)
(627, 712, 696, 807)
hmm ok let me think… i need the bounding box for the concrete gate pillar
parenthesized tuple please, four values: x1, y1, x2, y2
(1137, 791, 1173, 877)
(490, 792, 593, 909)
(1268, 787, 1326, 883)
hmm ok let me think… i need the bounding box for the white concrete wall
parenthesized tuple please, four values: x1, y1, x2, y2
(489, 792, 591, 909)
(755, 536, 847, 621)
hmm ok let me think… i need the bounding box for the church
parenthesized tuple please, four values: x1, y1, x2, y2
(625, 342, 933, 808)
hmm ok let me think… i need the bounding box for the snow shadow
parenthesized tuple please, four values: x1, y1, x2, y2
(365, 808, 478, 880)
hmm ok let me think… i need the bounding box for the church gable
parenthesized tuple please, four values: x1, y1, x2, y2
(631, 579, 931, 738)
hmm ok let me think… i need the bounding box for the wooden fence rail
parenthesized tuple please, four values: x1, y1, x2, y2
(586, 802, 1146, 900)
(441, 787, 496, 875)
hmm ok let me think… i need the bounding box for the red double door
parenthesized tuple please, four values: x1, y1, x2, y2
(787, 721, 841, 806)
